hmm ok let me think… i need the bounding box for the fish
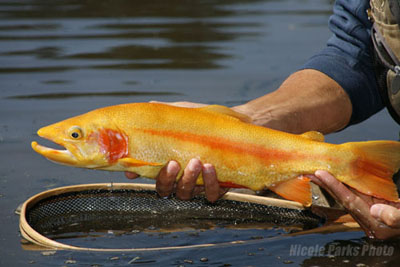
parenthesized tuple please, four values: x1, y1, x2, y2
(31, 103, 400, 206)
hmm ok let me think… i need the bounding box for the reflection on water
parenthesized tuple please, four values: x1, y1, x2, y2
(0, 0, 333, 76)
(0, 0, 265, 74)
(0, 0, 335, 102)
(0, 0, 335, 106)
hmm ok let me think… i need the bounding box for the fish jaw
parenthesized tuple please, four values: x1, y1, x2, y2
(31, 124, 83, 166)
(31, 141, 79, 166)
(32, 124, 109, 168)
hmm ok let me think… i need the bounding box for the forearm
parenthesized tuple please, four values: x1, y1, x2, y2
(233, 69, 352, 134)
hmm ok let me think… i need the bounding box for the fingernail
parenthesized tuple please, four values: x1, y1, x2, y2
(202, 163, 214, 174)
(370, 204, 384, 219)
(314, 170, 324, 178)
(188, 158, 201, 172)
(167, 161, 180, 175)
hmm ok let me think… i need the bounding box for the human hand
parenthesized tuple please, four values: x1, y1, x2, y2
(310, 170, 400, 239)
(125, 159, 228, 203)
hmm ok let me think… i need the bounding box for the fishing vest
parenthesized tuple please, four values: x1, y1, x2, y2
(370, 0, 400, 123)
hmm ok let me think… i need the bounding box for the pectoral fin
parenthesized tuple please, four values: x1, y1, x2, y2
(268, 176, 312, 206)
(118, 157, 163, 167)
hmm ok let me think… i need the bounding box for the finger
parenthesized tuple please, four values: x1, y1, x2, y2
(176, 158, 202, 200)
(202, 163, 221, 203)
(307, 174, 324, 187)
(156, 161, 180, 197)
(314, 170, 376, 232)
(370, 204, 400, 228)
(125, 172, 139, 179)
(314, 170, 358, 205)
(314, 170, 370, 215)
(192, 186, 205, 196)
(314, 171, 400, 239)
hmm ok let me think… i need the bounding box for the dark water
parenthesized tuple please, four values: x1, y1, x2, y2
(1, 0, 400, 266)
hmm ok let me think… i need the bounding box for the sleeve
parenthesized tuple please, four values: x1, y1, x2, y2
(301, 0, 384, 126)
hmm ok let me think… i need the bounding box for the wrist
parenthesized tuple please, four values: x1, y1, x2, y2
(233, 70, 352, 134)
(233, 98, 293, 132)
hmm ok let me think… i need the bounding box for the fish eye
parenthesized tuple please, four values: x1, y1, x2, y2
(68, 126, 83, 140)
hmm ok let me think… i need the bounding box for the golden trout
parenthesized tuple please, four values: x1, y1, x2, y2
(31, 103, 400, 206)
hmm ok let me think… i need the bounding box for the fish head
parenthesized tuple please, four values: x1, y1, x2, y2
(31, 114, 128, 168)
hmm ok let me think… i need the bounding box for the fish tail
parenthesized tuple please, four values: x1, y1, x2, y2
(342, 141, 400, 202)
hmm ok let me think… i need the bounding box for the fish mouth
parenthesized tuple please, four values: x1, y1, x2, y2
(31, 141, 78, 166)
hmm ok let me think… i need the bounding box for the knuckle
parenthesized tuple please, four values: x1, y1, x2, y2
(180, 176, 196, 188)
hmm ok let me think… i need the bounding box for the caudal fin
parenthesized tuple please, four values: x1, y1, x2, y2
(342, 141, 400, 202)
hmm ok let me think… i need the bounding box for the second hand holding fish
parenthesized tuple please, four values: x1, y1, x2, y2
(311, 170, 400, 240)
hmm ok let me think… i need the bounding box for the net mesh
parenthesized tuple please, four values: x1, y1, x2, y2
(26, 188, 322, 238)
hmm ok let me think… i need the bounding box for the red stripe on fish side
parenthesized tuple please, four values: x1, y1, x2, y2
(99, 129, 129, 162)
(137, 128, 301, 162)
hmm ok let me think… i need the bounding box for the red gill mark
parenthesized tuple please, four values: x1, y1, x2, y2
(99, 128, 129, 162)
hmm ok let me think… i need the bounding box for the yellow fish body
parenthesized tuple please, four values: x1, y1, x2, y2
(32, 103, 400, 206)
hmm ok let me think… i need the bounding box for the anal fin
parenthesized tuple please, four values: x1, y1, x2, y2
(268, 176, 312, 206)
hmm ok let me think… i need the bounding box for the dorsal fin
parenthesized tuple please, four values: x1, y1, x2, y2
(300, 131, 325, 142)
(199, 105, 252, 123)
